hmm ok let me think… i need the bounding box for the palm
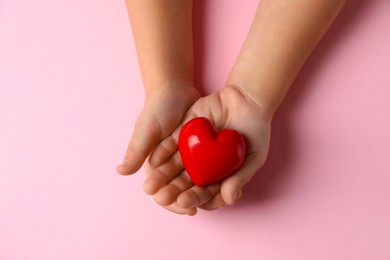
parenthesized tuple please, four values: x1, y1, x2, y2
(145, 85, 272, 215)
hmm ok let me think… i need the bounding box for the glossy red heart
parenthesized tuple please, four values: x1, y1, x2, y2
(178, 117, 246, 186)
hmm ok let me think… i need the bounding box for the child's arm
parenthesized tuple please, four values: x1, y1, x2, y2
(117, 0, 199, 175)
(126, 0, 194, 91)
(147, 0, 347, 214)
(228, 0, 347, 119)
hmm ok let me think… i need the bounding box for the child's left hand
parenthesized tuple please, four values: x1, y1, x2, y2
(143, 85, 273, 215)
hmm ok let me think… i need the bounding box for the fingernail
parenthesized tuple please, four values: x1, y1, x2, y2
(234, 190, 243, 200)
(118, 159, 128, 167)
(149, 155, 161, 168)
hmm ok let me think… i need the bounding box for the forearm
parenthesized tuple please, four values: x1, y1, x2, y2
(227, 0, 346, 119)
(126, 0, 194, 94)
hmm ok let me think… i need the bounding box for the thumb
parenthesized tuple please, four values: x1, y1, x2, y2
(220, 154, 263, 205)
(116, 110, 162, 175)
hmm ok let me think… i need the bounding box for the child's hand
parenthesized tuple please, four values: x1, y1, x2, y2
(116, 84, 200, 175)
(144, 85, 272, 215)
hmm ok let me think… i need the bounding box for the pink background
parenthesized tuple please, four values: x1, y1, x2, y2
(1, 0, 390, 259)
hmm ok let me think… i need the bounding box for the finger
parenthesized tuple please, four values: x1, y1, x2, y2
(143, 151, 184, 195)
(221, 154, 262, 205)
(198, 192, 228, 211)
(148, 135, 177, 168)
(148, 111, 200, 168)
(163, 202, 197, 216)
(153, 173, 194, 206)
(176, 182, 221, 209)
(116, 110, 162, 175)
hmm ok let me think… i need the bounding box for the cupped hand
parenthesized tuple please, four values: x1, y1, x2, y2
(116, 83, 200, 175)
(144, 85, 272, 215)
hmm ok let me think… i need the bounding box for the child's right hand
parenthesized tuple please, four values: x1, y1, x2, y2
(116, 83, 200, 176)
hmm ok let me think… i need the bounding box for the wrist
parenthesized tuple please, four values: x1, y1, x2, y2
(144, 78, 195, 98)
(224, 82, 278, 123)
(226, 61, 292, 121)
(225, 82, 276, 123)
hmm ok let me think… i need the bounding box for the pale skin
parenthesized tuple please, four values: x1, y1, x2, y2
(117, 0, 347, 215)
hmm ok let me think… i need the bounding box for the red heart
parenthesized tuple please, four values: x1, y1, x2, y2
(178, 117, 246, 186)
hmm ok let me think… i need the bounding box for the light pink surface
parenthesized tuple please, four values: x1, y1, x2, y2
(1, 0, 390, 259)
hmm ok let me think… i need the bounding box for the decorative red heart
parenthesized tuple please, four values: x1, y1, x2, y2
(178, 117, 246, 186)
